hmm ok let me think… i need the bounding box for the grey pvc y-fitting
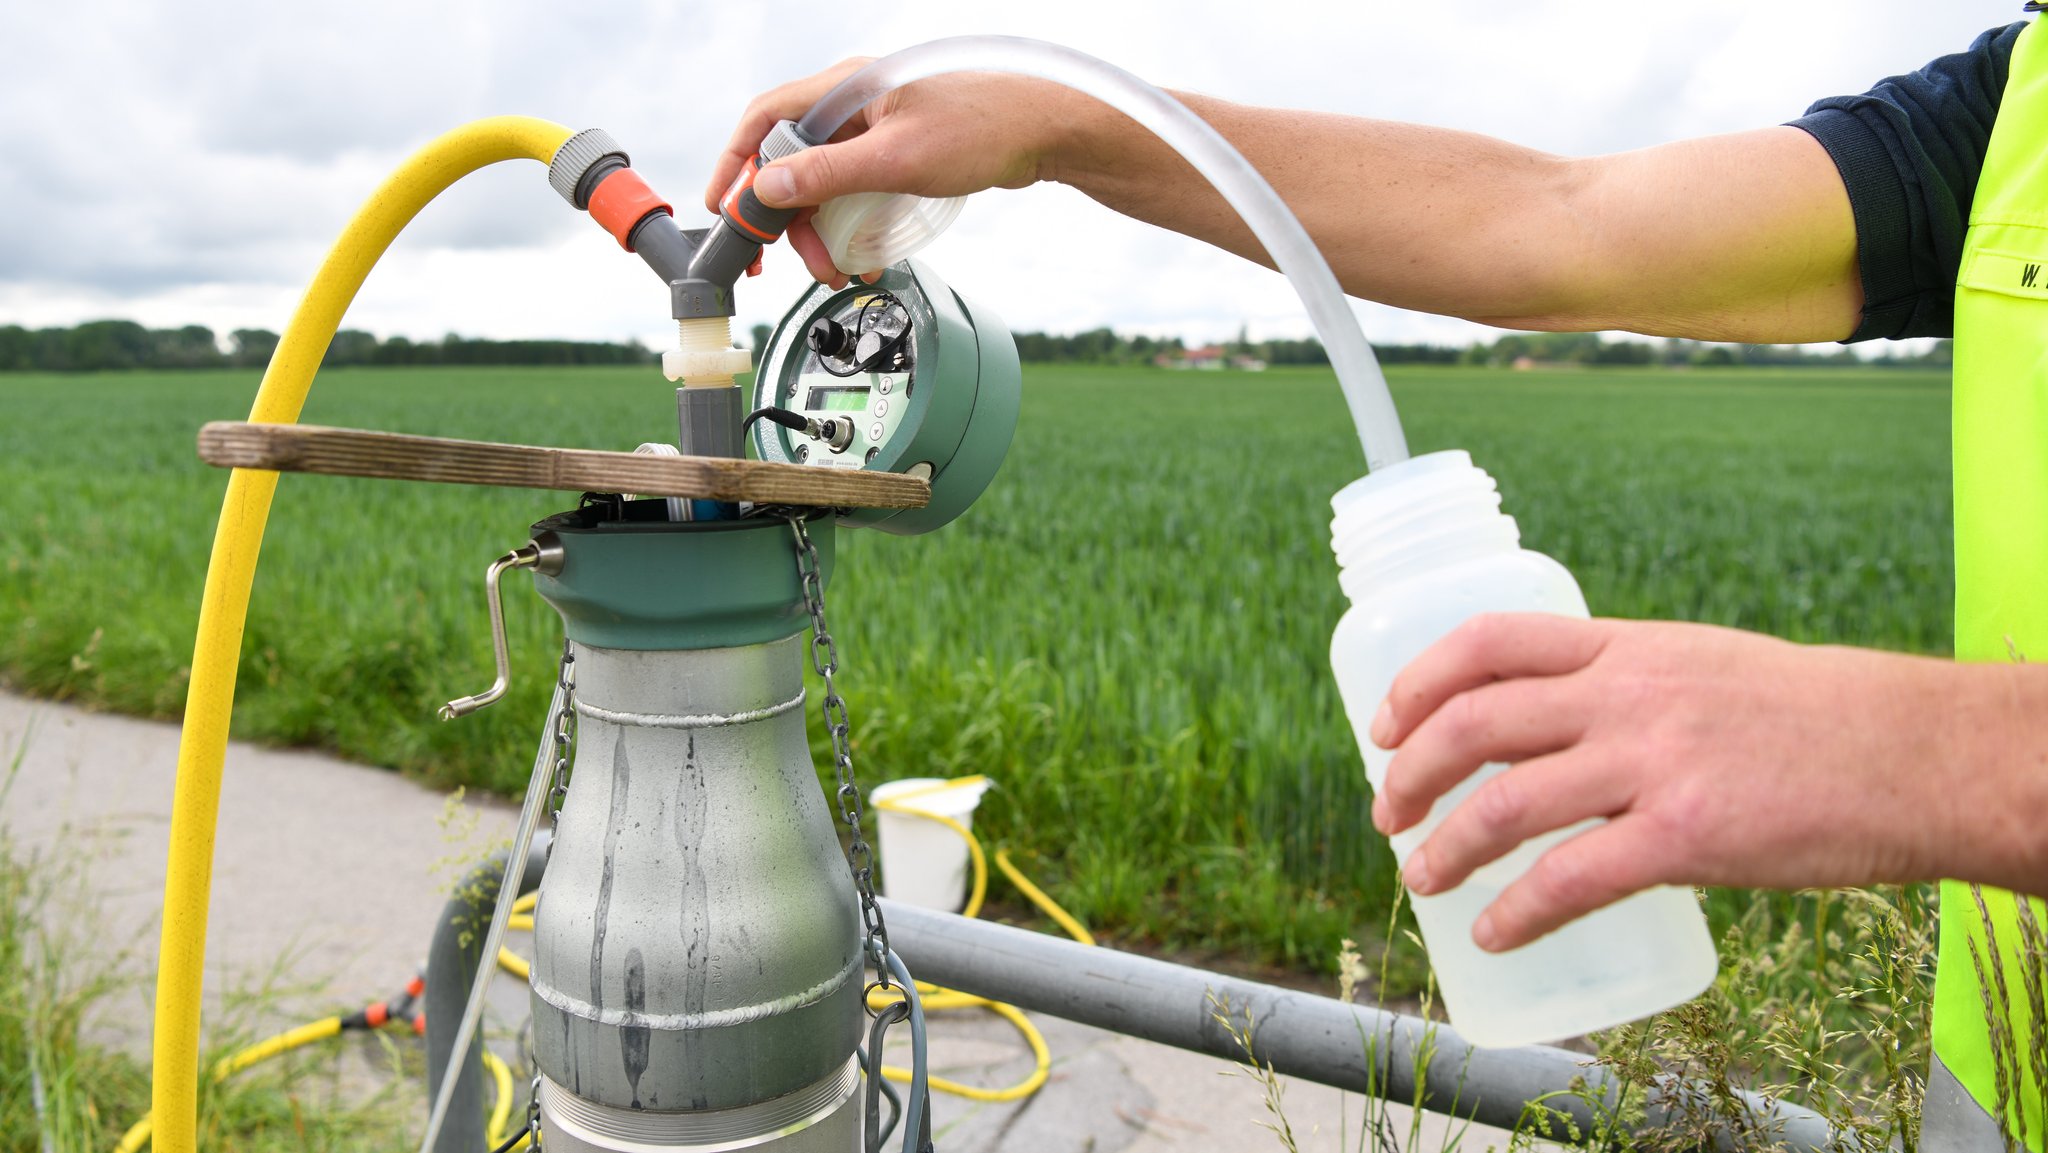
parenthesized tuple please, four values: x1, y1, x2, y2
(547, 128, 629, 209)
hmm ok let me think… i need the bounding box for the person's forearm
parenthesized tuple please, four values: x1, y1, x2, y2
(1947, 662, 2048, 899)
(1055, 94, 1575, 321)
(1050, 92, 1862, 343)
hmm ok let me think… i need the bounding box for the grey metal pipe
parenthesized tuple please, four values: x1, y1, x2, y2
(876, 899, 1842, 1151)
(424, 835, 550, 1153)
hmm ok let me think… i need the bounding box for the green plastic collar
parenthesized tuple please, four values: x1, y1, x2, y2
(530, 502, 833, 651)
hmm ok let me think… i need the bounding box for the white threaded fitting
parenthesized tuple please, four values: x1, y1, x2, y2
(663, 317, 754, 387)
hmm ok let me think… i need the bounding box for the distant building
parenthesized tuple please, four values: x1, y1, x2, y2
(1158, 345, 1258, 371)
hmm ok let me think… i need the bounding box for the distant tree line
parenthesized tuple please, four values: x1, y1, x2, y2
(1464, 331, 1954, 368)
(1003, 326, 1955, 369)
(0, 320, 656, 372)
(1, 318, 1956, 373)
(1015, 328, 1182, 364)
(1005, 326, 1458, 366)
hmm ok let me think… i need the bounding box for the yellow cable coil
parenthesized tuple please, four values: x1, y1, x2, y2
(148, 115, 573, 1153)
(867, 777, 1095, 1105)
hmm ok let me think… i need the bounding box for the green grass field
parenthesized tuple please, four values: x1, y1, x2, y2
(0, 362, 1953, 969)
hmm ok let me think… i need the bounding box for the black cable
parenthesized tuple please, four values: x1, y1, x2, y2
(487, 1122, 532, 1153)
(821, 295, 886, 378)
(820, 290, 909, 378)
(742, 406, 811, 439)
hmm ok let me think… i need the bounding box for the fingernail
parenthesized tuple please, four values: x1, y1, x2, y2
(1371, 795, 1390, 834)
(1403, 851, 1432, 895)
(1473, 911, 1501, 952)
(757, 164, 796, 204)
(1369, 700, 1394, 747)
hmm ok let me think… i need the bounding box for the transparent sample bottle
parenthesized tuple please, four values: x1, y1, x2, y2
(1329, 450, 1717, 1047)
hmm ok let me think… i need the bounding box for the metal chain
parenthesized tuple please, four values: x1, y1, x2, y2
(546, 642, 577, 837)
(786, 513, 891, 990)
(524, 1071, 545, 1153)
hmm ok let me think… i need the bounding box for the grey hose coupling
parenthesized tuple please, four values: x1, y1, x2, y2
(758, 120, 817, 163)
(547, 128, 629, 209)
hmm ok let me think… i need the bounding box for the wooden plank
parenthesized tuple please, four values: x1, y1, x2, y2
(196, 422, 930, 509)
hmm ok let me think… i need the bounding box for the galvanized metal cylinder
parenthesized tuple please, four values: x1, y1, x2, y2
(524, 509, 861, 1151)
(530, 636, 862, 1119)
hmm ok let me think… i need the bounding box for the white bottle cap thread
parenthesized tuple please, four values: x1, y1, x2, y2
(813, 192, 965, 275)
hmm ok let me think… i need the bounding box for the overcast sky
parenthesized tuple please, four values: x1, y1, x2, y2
(0, 2, 2026, 352)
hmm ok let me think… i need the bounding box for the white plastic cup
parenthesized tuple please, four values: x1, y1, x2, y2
(871, 777, 994, 912)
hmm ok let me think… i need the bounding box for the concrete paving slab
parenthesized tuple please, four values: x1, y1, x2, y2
(0, 691, 532, 1051)
(0, 690, 1526, 1151)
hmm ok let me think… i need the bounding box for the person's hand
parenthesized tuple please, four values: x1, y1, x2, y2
(706, 61, 1090, 286)
(1367, 614, 2015, 953)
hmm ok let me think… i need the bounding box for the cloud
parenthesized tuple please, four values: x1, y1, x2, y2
(0, 0, 2025, 348)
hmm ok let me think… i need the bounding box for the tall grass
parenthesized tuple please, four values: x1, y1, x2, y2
(0, 363, 1954, 968)
(1224, 882, 1938, 1152)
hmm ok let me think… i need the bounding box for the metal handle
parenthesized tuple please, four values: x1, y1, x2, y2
(440, 535, 563, 720)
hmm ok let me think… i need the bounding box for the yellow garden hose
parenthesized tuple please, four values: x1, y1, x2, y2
(993, 849, 1095, 948)
(867, 985, 1055, 1104)
(114, 1015, 527, 1153)
(481, 1049, 526, 1152)
(864, 777, 1096, 1105)
(116, 1017, 344, 1153)
(149, 115, 573, 1153)
(495, 890, 540, 982)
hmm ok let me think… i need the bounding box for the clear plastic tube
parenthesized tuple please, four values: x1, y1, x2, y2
(798, 35, 1410, 472)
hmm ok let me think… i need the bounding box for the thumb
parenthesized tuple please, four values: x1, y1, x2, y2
(754, 140, 894, 209)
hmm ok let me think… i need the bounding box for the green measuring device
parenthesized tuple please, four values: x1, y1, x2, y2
(749, 259, 1021, 535)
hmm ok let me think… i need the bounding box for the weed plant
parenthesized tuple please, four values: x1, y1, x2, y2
(1962, 883, 2048, 1149)
(0, 364, 1954, 970)
(1222, 882, 1940, 1152)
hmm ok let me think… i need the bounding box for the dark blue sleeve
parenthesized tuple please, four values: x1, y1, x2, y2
(1788, 22, 2025, 341)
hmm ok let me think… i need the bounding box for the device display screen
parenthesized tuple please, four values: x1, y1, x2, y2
(805, 385, 870, 412)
